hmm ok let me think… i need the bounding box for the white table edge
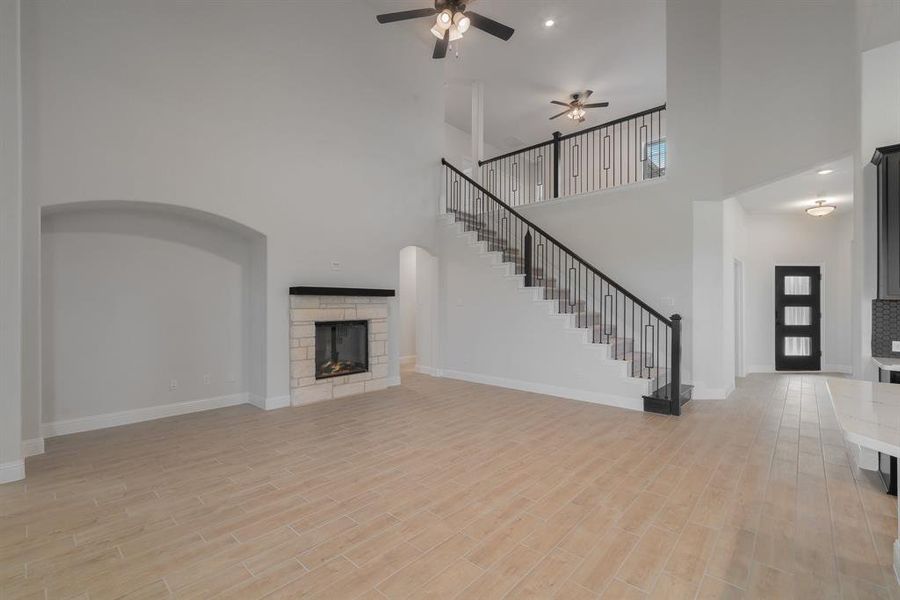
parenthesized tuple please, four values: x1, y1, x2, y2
(873, 356, 900, 372)
(824, 378, 900, 587)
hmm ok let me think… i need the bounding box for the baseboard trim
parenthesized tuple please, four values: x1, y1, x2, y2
(691, 383, 734, 400)
(747, 364, 853, 375)
(0, 460, 25, 484)
(22, 438, 45, 458)
(249, 394, 290, 411)
(438, 368, 642, 412)
(41, 393, 250, 438)
(265, 395, 291, 410)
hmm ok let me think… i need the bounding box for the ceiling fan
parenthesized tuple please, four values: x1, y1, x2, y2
(376, 0, 515, 59)
(550, 90, 609, 123)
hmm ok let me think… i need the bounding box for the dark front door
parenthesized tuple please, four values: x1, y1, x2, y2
(775, 266, 821, 371)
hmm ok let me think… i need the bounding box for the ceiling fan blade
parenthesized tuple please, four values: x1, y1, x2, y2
(549, 109, 571, 120)
(376, 8, 437, 24)
(433, 28, 449, 59)
(581, 90, 594, 101)
(466, 11, 515, 41)
(583, 102, 609, 108)
(550, 100, 571, 107)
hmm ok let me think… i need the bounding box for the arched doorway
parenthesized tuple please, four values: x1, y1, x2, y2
(398, 245, 438, 377)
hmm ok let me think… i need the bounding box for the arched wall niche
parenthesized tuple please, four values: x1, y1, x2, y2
(39, 200, 267, 434)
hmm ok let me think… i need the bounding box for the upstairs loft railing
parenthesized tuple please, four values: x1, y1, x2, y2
(478, 104, 666, 207)
(442, 158, 683, 411)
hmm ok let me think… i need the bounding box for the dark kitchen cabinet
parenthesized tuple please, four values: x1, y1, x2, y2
(874, 143, 900, 300)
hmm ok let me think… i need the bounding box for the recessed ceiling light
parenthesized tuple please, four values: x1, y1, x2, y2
(544, 19, 555, 27)
(817, 169, 834, 175)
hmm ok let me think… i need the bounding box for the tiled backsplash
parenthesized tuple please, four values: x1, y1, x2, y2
(872, 299, 900, 357)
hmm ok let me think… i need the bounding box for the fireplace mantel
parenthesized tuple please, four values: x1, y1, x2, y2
(289, 286, 395, 297)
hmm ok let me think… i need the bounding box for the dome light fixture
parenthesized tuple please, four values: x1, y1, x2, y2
(454, 11, 470, 33)
(544, 19, 555, 27)
(432, 10, 467, 41)
(806, 199, 835, 217)
(431, 9, 453, 38)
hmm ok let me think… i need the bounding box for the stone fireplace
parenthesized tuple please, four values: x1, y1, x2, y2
(315, 320, 368, 379)
(289, 287, 393, 405)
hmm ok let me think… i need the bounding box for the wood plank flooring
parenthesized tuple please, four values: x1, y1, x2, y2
(2, 371, 899, 599)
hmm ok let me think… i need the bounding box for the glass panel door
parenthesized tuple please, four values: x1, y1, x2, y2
(775, 266, 821, 371)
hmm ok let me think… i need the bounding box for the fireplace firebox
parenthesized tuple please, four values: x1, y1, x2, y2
(314, 320, 368, 379)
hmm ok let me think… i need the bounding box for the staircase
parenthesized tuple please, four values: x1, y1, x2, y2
(441, 159, 690, 415)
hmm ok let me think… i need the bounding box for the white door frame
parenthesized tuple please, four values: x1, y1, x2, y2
(734, 258, 746, 378)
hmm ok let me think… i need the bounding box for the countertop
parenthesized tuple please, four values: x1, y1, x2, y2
(873, 356, 900, 372)
(826, 377, 900, 457)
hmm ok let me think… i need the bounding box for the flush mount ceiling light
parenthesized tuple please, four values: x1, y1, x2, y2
(806, 199, 835, 217)
(544, 19, 555, 27)
(817, 169, 834, 175)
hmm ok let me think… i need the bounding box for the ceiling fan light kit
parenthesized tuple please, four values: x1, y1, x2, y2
(549, 90, 609, 123)
(376, 0, 515, 59)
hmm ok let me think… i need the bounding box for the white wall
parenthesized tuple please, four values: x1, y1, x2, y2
(720, 0, 857, 196)
(691, 201, 728, 397)
(722, 197, 747, 384)
(0, 0, 24, 482)
(852, 40, 898, 380)
(443, 121, 498, 174)
(41, 203, 265, 427)
(414, 248, 439, 374)
(398, 246, 417, 360)
(437, 222, 650, 410)
(742, 212, 853, 373)
(861, 41, 900, 156)
(22, 0, 445, 418)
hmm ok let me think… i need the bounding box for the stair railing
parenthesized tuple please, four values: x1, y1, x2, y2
(478, 104, 666, 207)
(442, 158, 681, 411)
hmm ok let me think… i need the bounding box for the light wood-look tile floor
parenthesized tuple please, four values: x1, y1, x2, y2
(3, 371, 900, 599)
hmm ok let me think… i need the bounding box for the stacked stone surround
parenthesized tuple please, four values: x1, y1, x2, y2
(289, 295, 390, 405)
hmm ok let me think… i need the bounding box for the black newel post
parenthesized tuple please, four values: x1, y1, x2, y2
(670, 314, 682, 416)
(524, 230, 533, 287)
(552, 131, 561, 199)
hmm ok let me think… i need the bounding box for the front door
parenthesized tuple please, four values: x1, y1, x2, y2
(775, 266, 821, 371)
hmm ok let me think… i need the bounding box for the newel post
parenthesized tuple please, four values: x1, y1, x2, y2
(670, 314, 682, 416)
(551, 131, 561, 199)
(524, 230, 533, 287)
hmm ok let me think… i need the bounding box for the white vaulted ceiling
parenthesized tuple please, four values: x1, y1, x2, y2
(368, 0, 666, 155)
(737, 156, 854, 216)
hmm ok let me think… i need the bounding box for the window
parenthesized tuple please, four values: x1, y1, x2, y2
(643, 138, 666, 178)
(784, 276, 811, 295)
